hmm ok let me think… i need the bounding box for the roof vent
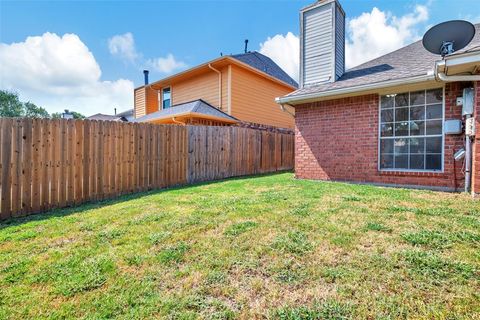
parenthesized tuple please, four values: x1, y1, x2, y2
(300, 0, 345, 87)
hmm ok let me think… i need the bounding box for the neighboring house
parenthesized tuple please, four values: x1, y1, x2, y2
(134, 51, 297, 129)
(277, 0, 480, 194)
(88, 109, 134, 122)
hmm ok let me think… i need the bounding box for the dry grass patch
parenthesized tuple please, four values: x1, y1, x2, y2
(0, 173, 479, 319)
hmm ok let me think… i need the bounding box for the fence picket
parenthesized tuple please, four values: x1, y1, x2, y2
(1, 119, 293, 219)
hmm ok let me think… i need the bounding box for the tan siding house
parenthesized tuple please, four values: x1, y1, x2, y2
(134, 52, 297, 129)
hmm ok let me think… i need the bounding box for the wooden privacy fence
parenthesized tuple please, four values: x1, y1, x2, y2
(0, 118, 294, 219)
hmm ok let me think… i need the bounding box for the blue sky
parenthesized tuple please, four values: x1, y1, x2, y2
(1, 0, 479, 115)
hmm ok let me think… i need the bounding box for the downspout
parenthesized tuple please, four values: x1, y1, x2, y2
(435, 61, 479, 193)
(465, 116, 473, 193)
(279, 103, 295, 118)
(208, 64, 222, 110)
(172, 117, 185, 125)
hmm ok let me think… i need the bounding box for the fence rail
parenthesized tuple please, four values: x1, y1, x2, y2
(0, 118, 294, 219)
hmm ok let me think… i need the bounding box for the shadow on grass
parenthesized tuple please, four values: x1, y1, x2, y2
(0, 171, 292, 229)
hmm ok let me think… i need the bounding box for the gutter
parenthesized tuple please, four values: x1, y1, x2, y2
(437, 72, 480, 82)
(276, 73, 435, 105)
(208, 64, 222, 110)
(434, 52, 480, 82)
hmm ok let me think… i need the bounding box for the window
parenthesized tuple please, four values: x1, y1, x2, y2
(379, 88, 443, 171)
(162, 87, 171, 109)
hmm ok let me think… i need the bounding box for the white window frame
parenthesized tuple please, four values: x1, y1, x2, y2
(377, 86, 445, 173)
(161, 87, 171, 110)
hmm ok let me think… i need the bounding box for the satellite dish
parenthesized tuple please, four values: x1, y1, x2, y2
(422, 20, 475, 56)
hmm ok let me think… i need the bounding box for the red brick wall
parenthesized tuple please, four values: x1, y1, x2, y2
(295, 83, 470, 191)
(473, 81, 480, 195)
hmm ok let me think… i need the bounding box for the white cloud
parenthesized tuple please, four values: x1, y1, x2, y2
(345, 5, 429, 68)
(258, 4, 430, 79)
(108, 32, 187, 75)
(259, 32, 299, 82)
(108, 32, 138, 62)
(0, 32, 134, 116)
(146, 53, 187, 74)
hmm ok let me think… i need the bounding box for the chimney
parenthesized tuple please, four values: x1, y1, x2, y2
(300, 0, 345, 88)
(244, 39, 249, 53)
(143, 70, 149, 85)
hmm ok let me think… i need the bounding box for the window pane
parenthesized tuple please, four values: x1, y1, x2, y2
(410, 120, 425, 136)
(394, 138, 409, 154)
(380, 139, 394, 154)
(380, 154, 394, 169)
(395, 93, 409, 107)
(426, 104, 442, 119)
(426, 88, 442, 104)
(162, 88, 171, 109)
(378, 88, 443, 172)
(410, 90, 425, 106)
(163, 99, 171, 109)
(410, 106, 425, 120)
(381, 96, 394, 109)
(426, 137, 442, 153)
(426, 154, 442, 170)
(394, 155, 408, 169)
(409, 138, 425, 154)
(395, 108, 408, 121)
(380, 123, 393, 137)
(410, 155, 425, 170)
(381, 109, 393, 123)
(425, 120, 442, 135)
(395, 122, 409, 136)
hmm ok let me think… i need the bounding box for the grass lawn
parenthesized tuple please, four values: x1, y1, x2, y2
(1, 173, 479, 319)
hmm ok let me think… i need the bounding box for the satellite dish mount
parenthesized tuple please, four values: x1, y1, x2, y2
(440, 41, 454, 56)
(422, 20, 475, 57)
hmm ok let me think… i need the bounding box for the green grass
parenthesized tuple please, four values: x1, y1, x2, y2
(0, 173, 479, 319)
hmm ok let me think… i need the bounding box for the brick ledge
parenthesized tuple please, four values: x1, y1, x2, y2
(378, 170, 448, 178)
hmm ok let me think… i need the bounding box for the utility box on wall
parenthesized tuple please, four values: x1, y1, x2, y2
(462, 88, 474, 116)
(445, 119, 462, 135)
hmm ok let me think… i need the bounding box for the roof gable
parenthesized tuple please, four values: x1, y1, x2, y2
(286, 23, 480, 99)
(134, 99, 238, 123)
(146, 52, 298, 90)
(231, 52, 298, 88)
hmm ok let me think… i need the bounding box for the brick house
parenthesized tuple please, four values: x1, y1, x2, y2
(277, 0, 480, 195)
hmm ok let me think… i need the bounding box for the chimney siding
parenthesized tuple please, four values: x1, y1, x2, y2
(300, 0, 345, 88)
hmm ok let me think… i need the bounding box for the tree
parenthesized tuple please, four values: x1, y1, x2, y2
(0, 90, 50, 118)
(0, 90, 24, 117)
(24, 102, 50, 118)
(51, 110, 85, 119)
(70, 111, 86, 119)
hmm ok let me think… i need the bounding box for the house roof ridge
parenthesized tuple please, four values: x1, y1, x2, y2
(281, 22, 480, 101)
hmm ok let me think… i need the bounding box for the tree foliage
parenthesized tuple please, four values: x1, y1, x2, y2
(0, 90, 85, 119)
(51, 111, 85, 119)
(0, 90, 24, 117)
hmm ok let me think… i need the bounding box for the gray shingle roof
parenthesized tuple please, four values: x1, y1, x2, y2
(133, 99, 238, 123)
(287, 23, 480, 98)
(231, 51, 298, 88)
(87, 113, 127, 121)
(115, 109, 133, 118)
